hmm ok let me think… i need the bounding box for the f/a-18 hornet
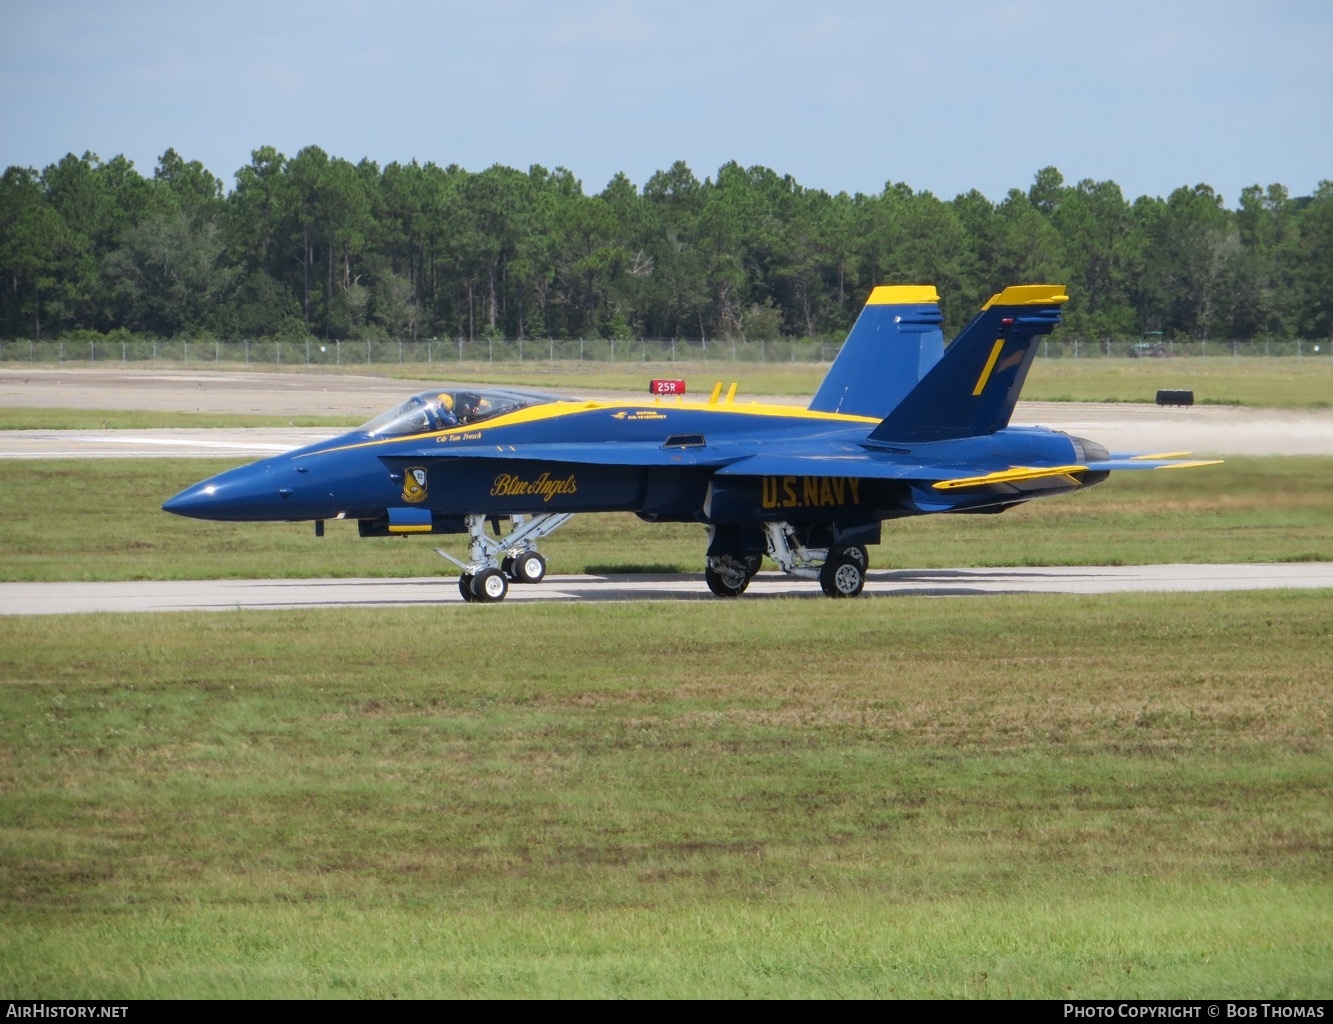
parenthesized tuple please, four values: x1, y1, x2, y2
(164, 284, 1217, 602)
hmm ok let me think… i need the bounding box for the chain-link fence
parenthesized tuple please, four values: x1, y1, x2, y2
(1, 335, 1329, 366)
(1033, 337, 1329, 359)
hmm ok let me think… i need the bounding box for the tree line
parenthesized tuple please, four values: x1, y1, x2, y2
(2, 147, 1330, 345)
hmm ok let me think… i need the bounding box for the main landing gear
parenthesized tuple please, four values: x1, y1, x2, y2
(704, 553, 763, 597)
(818, 547, 868, 598)
(438, 512, 572, 603)
(762, 521, 868, 598)
(704, 523, 870, 599)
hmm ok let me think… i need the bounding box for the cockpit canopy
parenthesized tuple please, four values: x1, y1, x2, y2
(358, 388, 563, 438)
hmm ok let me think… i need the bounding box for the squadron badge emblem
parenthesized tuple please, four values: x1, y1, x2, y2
(402, 467, 428, 503)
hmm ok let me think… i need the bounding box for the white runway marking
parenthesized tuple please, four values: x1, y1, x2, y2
(75, 435, 295, 450)
(0, 429, 333, 459)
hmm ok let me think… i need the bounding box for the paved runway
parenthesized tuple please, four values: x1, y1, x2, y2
(4, 366, 1333, 457)
(0, 427, 335, 459)
(2, 563, 1330, 615)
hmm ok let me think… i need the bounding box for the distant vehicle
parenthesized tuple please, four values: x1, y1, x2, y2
(1129, 340, 1168, 357)
(163, 284, 1219, 602)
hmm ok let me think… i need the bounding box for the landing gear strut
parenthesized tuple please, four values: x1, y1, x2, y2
(702, 523, 869, 598)
(442, 513, 572, 603)
(758, 521, 869, 598)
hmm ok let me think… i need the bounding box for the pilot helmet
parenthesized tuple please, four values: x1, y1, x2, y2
(437, 393, 454, 412)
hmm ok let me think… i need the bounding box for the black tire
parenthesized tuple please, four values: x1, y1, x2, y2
(470, 567, 509, 603)
(705, 563, 749, 598)
(743, 554, 763, 577)
(819, 553, 865, 598)
(500, 556, 515, 578)
(512, 551, 547, 584)
(458, 574, 476, 602)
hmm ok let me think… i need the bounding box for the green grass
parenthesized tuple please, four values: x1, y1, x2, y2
(2, 379, 1329, 996)
(1022, 356, 1333, 409)
(1, 457, 1329, 582)
(1, 593, 1329, 997)
(383, 355, 1333, 408)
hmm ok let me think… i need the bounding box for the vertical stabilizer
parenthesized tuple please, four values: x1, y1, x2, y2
(869, 285, 1068, 443)
(808, 285, 943, 418)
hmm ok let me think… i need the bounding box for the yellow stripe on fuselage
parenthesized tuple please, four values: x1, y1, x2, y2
(305, 399, 881, 458)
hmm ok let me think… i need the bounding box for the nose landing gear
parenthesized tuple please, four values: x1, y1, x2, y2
(442, 513, 572, 603)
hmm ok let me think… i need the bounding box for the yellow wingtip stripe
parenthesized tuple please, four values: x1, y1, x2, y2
(1154, 460, 1225, 470)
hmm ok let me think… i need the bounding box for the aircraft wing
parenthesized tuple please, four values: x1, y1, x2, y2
(713, 452, 934, 481)
(377, 440, 1219, 494)
(713, 451, 1222, 487)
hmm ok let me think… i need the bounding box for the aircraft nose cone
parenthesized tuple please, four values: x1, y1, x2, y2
(162, 462, 284, 521)
(161, 482, 221, 518)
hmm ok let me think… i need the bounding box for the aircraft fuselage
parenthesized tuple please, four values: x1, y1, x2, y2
(162, 398, 1091, 530)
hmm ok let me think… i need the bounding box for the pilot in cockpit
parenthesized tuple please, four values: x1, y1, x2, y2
(435, 393, 459, 427)
(457, 393, 491, 424)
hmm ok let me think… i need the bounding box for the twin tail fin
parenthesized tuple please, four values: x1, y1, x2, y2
(807, 285, 944, 419)
(868, 284, 1068, 444)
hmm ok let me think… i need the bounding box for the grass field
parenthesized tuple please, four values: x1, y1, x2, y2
(1, 592, 1330, 998)
(1, 372, 1330, 998)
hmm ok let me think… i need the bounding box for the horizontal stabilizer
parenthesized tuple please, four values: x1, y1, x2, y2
(1098, 457, 1225, 471)
(808, 285, 943, 418)
(870, 285, 1068, 444)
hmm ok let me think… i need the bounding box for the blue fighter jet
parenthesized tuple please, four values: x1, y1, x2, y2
(163, 284, 1218, 602)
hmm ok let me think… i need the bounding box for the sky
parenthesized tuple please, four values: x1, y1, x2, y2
(2, 0, 1330, 207)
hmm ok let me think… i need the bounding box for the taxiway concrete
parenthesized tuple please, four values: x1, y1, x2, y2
(3, 366, 1333, 458)
(2, 563, 1330, 615)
